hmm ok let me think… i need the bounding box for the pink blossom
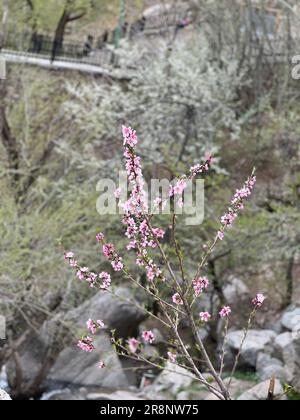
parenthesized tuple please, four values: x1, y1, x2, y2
(167, 352, 177, 363)
(146, 265, 162, 281)
(97, 320, 105, 328)
(217, 231, 224, 241)
(98, 361, 106, 369)
(252, 293, 266, 308)
(86, 272, 98, 288)
(142, 330, 155, 344)
(189, 156, 213, 178)
(111, 259, 124, 272)
(96, 232, 105, 242)
(87, 319, 97, 334)
(122, 126, 138, 147)
(76, 271, 84, 280)
(219, 306, 232, 318)
(77, 336, 95, 353)
(199, 312, 211, 323)
(172, 293, 184, 306)
(146, 267, 155, 281)
(69, 259, 77, 267)
(86, 319, 105, 335)
(220, 174, 256, 237)
(154, 197, 167, 210)
(193, 277, 209, 296)
(221, 211, 238, 227)
(64, 252, 74, 260)
(128, 338, 140, 354)
(76, 267, 89, 281)
(127, 241, 137, 251)
(99, 272, 111, 289)
(152, 228, 165, 239)
(231, 176, 256, 206)
(173, 179, 187, 196)
(103, 243, 115, 258)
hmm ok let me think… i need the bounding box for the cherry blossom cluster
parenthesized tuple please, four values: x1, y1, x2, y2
(169, 179, 187, 198)
(64, 251, 111, 290)
(99, 271, 111, 290)
(155, 156, 213, 211)
(77, 336, 95, 353)
(199, 311, 211, 323)
(198, 294, 265, 324)
(219, 306, 232, 318)
(120, 127, 167, 283)
(128, 338, 140, 354)
(252, 293, 266, 308)
(218, 174, 256, 240)
(142, 330, 155, 344)
(189, 156, 213, 178)
(78, 324, 106, 368)
(122, 126, 138, 148)
(172, 293, 184, 305)
(64, 251, 77, 267)
(192, 276, 210, 297)
(87, 319, 105, 335)
(101, 242, 124, 272)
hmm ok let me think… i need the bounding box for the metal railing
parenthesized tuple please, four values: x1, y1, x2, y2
(3, 31, 116, 67)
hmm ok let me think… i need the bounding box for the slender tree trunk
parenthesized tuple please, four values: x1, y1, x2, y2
(51, 9, 69, 61)
(51, 2, 86, 62)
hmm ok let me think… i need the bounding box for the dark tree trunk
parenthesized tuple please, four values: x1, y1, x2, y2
(51, 4, 86, 62)
(51, 9, 69, 61)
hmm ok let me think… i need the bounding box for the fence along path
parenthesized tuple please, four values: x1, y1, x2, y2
(1, 29, 132, 78)
(0, 9, 183, 72)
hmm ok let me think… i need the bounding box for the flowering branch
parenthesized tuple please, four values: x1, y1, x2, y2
(228, 294, 266, 390)
(64, 126, 265, 401)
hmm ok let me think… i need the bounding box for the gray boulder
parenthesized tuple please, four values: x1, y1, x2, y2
(237, 379, 286, 400)
(281, 307, 300, 333)
(226, 330, 276, 368)
(65, 287, 147, 338)
(7, 287, 147, 393)
(223, 277, 250, 305)
(274, 332, 297, 373)
(41, 388, 86, 400)
(141, 362, 195, 400)
(87, 390, 143, 400)
(47, 332, 129, 388)
(256, 353, 289, 382)
(274, 332, 300, 390)
(47, 287, 147, 388)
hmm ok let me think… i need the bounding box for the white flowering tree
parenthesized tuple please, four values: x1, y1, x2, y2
(64, 31, 246, 172)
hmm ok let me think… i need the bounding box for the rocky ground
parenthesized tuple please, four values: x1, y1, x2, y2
(1, 283, 299, 400)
